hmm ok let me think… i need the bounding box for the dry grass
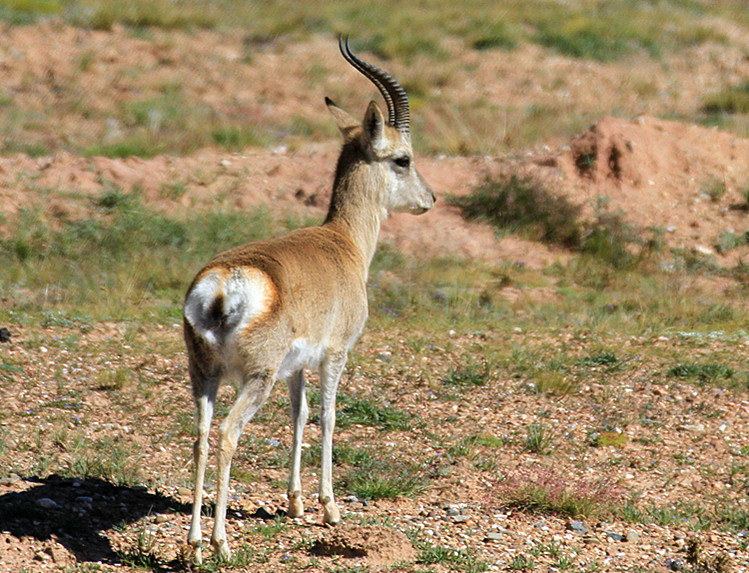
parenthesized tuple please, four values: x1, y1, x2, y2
(0, 2, 746, 156)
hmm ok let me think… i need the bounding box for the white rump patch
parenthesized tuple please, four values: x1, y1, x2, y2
(184, 267, 274, 346)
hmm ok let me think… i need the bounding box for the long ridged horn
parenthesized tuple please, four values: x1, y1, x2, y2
(338, 35, 410, 134)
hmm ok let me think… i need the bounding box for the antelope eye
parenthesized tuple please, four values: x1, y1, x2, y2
(393, 155, 410, 169)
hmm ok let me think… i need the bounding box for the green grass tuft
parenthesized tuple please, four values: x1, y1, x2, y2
(212, 125, 266, 151)
(508, 554, 535, 571)
(443, 359, 492, 387)
(667, 362, 735, 385)
(714, 230, 748, 254)
(115, 526, 162, 570)
(84, 138, 165, 159)
(336, 395, 414, 431)
(525, 423, 555, 455)
(62, 437, 143, 487)
(701, 176, 728, 203)
(702, 81, 749, 114)
(449, 174, 582, 248)
(413, 533, 490, 572)
(340, 457, 427, 500)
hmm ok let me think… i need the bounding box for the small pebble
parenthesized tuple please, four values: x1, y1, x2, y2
(36, 498, 59, 509)
(626, 530, 640, 543)
(679, 423, 706, 433)
(451, 515, 470, 524)
(568, 520, 587, 535)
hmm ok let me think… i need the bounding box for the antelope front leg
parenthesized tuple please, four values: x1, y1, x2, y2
(318, 352, 346, 524)
(287, 370, 308, 518)
(211, 373, 275, 560)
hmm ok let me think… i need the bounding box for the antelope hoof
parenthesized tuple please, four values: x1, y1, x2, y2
(322, 500, 341, 525)
(184, 542, 203, 566)
(212, 538, 232, 562)
(288, 491, 305, 518)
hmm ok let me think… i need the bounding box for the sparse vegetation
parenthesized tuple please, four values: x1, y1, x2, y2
(336, 395, 414, 431)
(442, 358, 492, 388)
(452, 174, 644, 269)
(339, 456, 427, 500)
(740, 182, 749, 210)
(0, 1, 744, 158)
(667, 362, 735, 386)
(590, 430, 628, 448)
(0, 189, 276, 321)
(115, 525, 162, 570)
(702, 81, 749, 114)
(413, 534, 490, 572)
(508, 554, 536, 571)
(450, 174, 582, 247)
(501, 468, 620, 519)
(714, 230, 748, 254)
(702, 176, 728, 203)
(524, 423, 555, 455)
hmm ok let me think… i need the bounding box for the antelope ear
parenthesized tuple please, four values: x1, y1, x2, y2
(361, 100, 386, 152)
(326, 97, 358, 142)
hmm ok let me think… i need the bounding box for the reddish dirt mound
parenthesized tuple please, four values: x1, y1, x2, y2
(560, 116, 749, 263)
(310, 525, 417, 568)
(565, 115, 748, 191)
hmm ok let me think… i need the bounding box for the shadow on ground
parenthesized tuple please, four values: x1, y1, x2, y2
(0, 474, 190, 567)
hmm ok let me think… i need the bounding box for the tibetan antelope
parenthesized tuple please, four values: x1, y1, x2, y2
(182, 36, 435, 563)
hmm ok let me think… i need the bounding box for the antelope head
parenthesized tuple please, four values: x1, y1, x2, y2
(326, 35, 435, 216)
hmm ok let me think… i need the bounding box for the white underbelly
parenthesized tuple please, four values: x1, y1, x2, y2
(276, 339, 326, 381)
